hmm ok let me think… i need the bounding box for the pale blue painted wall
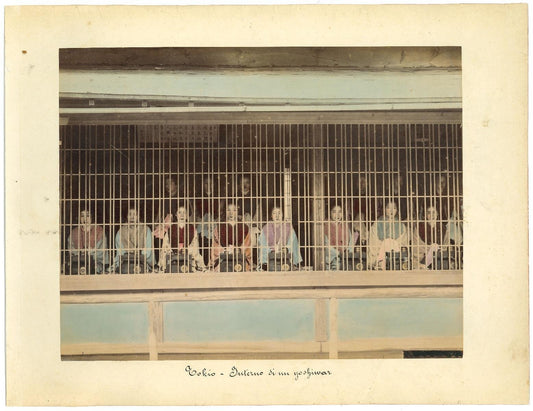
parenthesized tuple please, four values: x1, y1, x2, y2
(60, 70, 461, 105)
(60, 303, 149, 344)
(163, 300, 315, 342)
(338, 298, 462, 339)
(60, 298, 462, 345)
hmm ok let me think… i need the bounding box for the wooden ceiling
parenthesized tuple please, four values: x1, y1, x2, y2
(59, 47, 461, 71)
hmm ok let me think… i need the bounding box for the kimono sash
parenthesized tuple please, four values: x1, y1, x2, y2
(264, 222, 292, 249)
(376, 217, 405, 241)
(169, 224, 196, 249)
(418, 222, 444, 244)
(120, 224, 148, 250)
(324, 222, 351, 252)
(218, 223, 249, 247)
(71, 226, 104, 249)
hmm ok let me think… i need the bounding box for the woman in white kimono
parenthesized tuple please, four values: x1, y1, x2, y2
(158, 205, 206, 273)
(257, 205, 302, 271)
(66, 209, 108, 274)
(411, 205, 451, 270)
(111, 207, 154, 273)
(368, 201, 409, 270)
(324, 204, 357, 271)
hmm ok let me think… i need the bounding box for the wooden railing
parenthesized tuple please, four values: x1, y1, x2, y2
(60, 270, 463, 360)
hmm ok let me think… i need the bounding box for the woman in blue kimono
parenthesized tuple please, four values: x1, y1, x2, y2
(111, 207, 154, 273)
(368, 200, 409, 270)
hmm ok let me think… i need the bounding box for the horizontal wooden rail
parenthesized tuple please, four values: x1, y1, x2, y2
(61, 109, 462, 125)
(60, 286, 462, 304)
(61, 336, 462, 357)
(60, 270, 463, 293)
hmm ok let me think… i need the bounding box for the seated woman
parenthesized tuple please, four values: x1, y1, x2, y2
(158, 204, 206, 273)
(411, 205, 452, 270)
(257, 205, 302, 271)
(324, 204, 358, 271)
(368, 200, 409, 270)
(66, 208, 108, 274)
(111, 207, 154, 274)
(210, 202, 252, 272)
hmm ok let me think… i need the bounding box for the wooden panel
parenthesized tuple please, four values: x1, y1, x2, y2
(60, 271, 463, 292)
(60, 286, 463, 304)
(158, 341, 321, 354)
(61, 336, 462, 357)
(336, 336, 463, 352)
(61, 343, 149, 356)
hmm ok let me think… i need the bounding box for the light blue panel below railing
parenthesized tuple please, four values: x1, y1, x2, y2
(338, 298, 462, 339)
(61, 303, 149, 344)
(163, 300, 315, 342)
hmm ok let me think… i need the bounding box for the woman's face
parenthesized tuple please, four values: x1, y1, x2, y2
(127, 209, 139, 223)
(165, 179, 177, 195)
(241, 177, 250, 193)
(426, 206, 438, 221)
(385, 203, 397, 219)
(271, 207, 283, 222)
(176, 207, 188, 223)
(331, 206, 343, 222)
(437, 175, 447, 193)
(80, 210, 92, 226)
(226, 204, 238, 221)
(393, 175, 402, 191)
(203, 178, 213, 194)
(359, 176, 367, 193)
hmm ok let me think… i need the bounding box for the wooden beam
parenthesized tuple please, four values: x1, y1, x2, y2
(148, 301, 162, 360)
(60, 271, 463, 292)
(59, 47, 461, 71)
(158, 341, 321, 354)
(336, 336, 463, 352)
(60, 286, 463, 304)
(61, 110, 462, 125)
(61, 343, 149, 356)
(60, 336, 462, 357)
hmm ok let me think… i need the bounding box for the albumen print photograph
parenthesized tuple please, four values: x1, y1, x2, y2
(59, 47, 463, 361)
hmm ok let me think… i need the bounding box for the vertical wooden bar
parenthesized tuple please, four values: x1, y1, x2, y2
(148, 301, 163, 360)
(312, 125, 325, 270)
(328, 297, 338, 359)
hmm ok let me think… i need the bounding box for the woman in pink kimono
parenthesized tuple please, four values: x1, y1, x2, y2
(66, 209, 108, 274)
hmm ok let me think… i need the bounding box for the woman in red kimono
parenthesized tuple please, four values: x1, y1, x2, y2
(210, 202, 252, 272)
(159, 204, 206, 273)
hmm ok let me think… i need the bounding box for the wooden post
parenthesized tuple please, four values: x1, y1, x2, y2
(315, 299, 328, 343)
(148, 301, 163, 360)
(328, 297, 338, 359)
(312, 125, 325, 270)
